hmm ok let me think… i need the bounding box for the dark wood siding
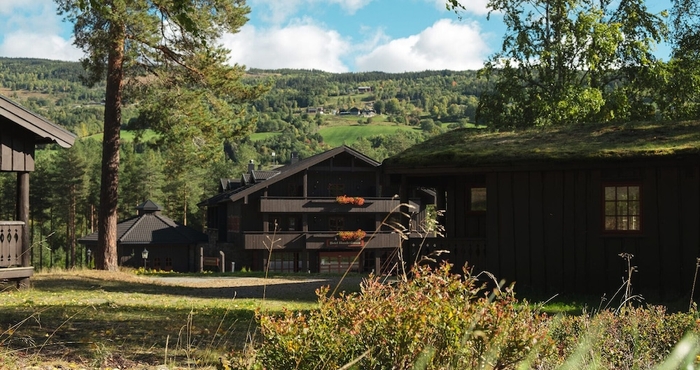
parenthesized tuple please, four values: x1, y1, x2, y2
(0, 128, 35, 172)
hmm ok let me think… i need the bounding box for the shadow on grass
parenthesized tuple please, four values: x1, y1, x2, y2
(29, 275, 364, 302)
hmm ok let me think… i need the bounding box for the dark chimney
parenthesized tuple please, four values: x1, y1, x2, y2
(248, 159, 255, 173)
(291, 152, 299, 164)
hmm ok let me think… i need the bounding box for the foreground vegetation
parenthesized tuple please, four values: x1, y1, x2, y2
(2, 266, 699, 369)
(234, 264, 700, 370)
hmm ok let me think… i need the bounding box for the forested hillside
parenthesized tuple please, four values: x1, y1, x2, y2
(0, 57, 483, 269)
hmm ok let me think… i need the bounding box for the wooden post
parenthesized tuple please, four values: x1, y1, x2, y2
(219, 251, 225, 272)
(199, 246, 204, 272)
(17, 171, 30, 289)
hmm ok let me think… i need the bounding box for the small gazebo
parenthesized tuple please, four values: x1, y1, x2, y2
(78, 200, 208, 272)
(0, 94, 76, 287)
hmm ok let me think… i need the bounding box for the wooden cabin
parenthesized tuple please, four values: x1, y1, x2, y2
(0, 94, 76, 287)
(200, 146, 422, 274)
(78, 200, 208, 272)
(383, 121, 700, 299)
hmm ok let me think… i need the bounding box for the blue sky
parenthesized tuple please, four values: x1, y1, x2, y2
(0, 0, 672, 73)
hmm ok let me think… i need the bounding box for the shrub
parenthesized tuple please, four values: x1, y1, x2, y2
(336, 195, 365, 206)
(336, 229, 366, 241)
(235, 264, 552, 369)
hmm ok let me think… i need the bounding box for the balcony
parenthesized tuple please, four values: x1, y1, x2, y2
(259, 197, 404, 213)
(0, 221, 24, 268)
(306, 231, 402, 250)
(244, 232, 306, 250)
(242, 231, 403, 250)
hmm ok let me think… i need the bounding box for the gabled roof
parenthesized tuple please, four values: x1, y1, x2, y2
(0, 94, 76, 148)
(78, 201, 207, 245)
(198, 145, 380, 207)
(383, 120, 700, 171)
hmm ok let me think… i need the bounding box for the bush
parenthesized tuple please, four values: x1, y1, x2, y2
(234, 264, 552, 369)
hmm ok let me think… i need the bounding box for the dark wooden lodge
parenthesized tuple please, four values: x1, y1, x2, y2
(383, 121, 700, 299)
(78, 200, 208, 272)
(200, 146, 421, 274)
(0, 94, 76, 286)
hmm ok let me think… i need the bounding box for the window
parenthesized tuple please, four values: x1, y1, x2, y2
(329, 216, 345, 231)
(165, 257, 173, 271)
(604, 185, 641, 232)
(470, 187, 487, 212)
(328, 183, 345, 196)
(267, 252, 298, 273)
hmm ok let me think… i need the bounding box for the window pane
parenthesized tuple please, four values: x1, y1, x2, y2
(470, 187, 487, 211)
(630, 216, 640, 230)
(605, 216, 617, 230)
(617, 187, 628, 200)
(618, 216, 628, 230)
(628, 186, 640, 200)
(605, 201, 616, 216)
(617, 201, 628, 216)
(629, 201, 640, 215)
(605, 187, 616, 200)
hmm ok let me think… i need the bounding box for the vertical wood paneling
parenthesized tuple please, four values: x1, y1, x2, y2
(454, 177, 467, 238)
(12, 137, 25, 171)
(498, 172, 516, 282)
(680, 165, 700, 300)
(562, 171, 576, 292)
(512, 171, 531, 288)
(657, 167, 682, 298)
(446, 180, 456, 238)
(1, 134, 13, 171)
(543, 171, 564, 292)
(641, 167, 660, 295)
(529, 171, 546, 289)
(586, 170, 604, 293)
(486, 172, 500, 277)
(573, 170, 588, 292)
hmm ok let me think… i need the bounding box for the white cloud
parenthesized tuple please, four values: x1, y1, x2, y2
(0, 1, 82, 61)
(0, 32, 82, 61)
(429, 0, 490, 15)
(221, 21, 352, 72)
(355, 19, 490, 72)
(248, 0, 374, 24)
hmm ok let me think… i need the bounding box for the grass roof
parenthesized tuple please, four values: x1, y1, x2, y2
(384, 120, 700, 168)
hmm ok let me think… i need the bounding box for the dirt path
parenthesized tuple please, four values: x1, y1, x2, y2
(143, 275, 368, 300)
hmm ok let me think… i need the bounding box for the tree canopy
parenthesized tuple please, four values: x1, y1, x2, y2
(55, 0, 265, 270)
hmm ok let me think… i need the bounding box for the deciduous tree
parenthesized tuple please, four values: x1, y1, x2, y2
(449, 0, 667, 127)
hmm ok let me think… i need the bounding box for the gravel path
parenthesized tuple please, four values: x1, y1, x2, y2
(143, 275, 368, 300)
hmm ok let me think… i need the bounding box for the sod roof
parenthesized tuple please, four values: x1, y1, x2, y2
(383, 120, 700, 169)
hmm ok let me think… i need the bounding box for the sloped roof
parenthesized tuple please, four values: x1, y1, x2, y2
(78, 201, 207, 245)
(198, 145, 380, 207)
(383, 120, 700, 172)
(0, 94, 76, 148)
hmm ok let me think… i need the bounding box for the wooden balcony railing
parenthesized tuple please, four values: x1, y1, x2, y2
(260, 197, 407, 213)
(0, 221, 24, 268)
(242, 231, 402, 250)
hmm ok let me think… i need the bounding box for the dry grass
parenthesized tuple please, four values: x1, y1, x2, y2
(0, 269, 362, 369)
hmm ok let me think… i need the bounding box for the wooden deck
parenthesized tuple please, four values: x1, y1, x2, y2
(0, 221, 32, 287)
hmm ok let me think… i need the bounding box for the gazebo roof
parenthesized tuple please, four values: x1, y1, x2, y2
(78, 200, 207, 245)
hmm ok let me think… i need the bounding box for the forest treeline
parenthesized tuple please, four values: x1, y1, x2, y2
(0, 57, 483, 269)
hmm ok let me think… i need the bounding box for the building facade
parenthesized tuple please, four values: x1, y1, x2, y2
(200, 146, 421, 274)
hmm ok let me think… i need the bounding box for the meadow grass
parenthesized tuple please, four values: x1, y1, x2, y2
(319, 124, 419, 146)
(0, 269, 327, 368)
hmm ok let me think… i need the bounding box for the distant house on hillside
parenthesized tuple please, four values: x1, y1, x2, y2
(358, 86, 372, 93)
(383, 121, 700, 300)
(78, 200, 208, 272)
(0, 94, 76, 287)
(199, 146, 424, 274)
(306, 106, 323, 114)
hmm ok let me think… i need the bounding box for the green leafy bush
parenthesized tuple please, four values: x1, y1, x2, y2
(233, 264, 551, 369)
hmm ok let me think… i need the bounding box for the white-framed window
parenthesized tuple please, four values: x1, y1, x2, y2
(603, 184, 641, 232)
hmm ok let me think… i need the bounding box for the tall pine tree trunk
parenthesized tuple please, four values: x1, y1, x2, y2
(97, 21, 125, 271)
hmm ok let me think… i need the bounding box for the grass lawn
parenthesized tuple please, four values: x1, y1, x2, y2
(83, 129, 159, 142)
(319, 124, 419, 147)
(0, 269, 361, 369)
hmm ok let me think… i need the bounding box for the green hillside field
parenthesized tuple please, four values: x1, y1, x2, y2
(319, 124, 419, 147)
